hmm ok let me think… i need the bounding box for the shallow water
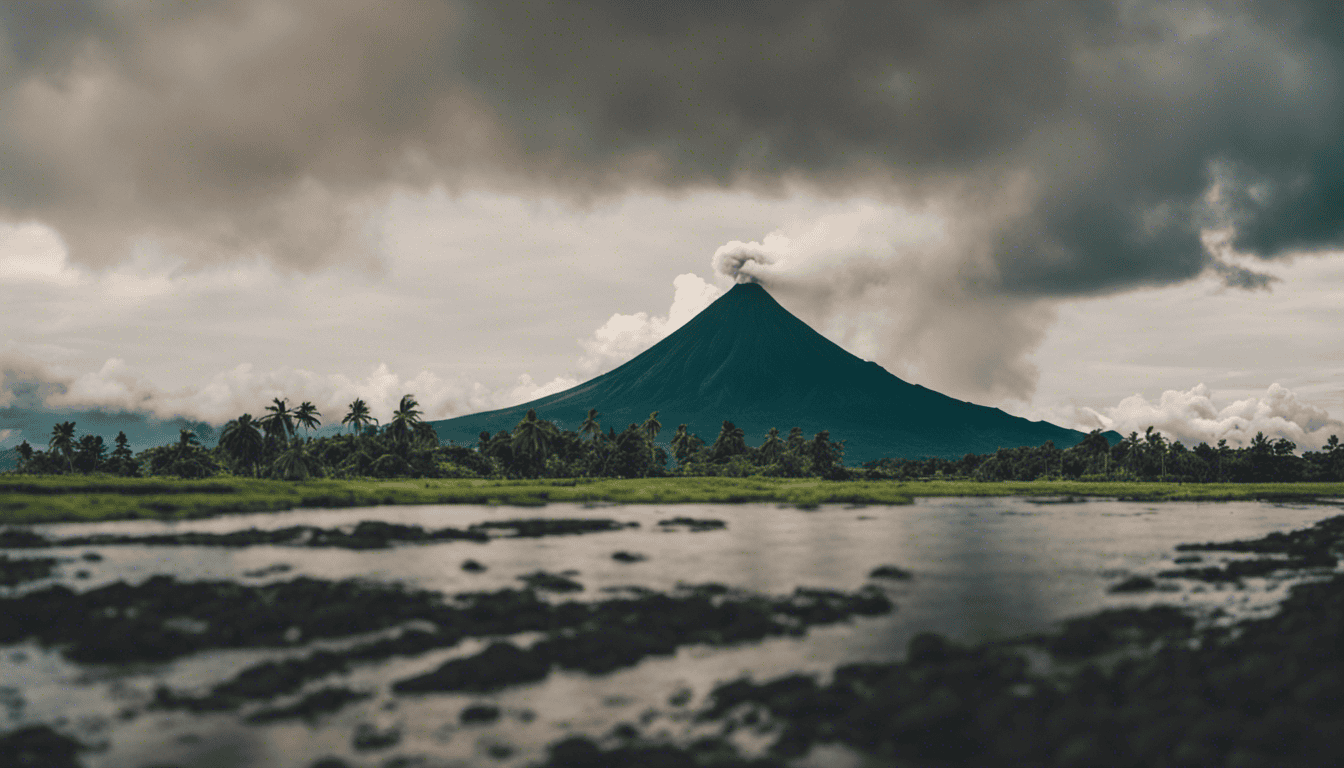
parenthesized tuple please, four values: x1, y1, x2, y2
(2, 497, 1340, 768)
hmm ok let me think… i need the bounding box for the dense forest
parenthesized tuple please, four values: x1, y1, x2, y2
(6, 396, 1344, 482)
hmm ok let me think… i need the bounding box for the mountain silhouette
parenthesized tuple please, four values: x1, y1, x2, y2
(430, 282, 1104, 461)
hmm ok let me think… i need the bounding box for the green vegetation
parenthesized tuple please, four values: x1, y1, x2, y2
(4, 475, 1344, 525)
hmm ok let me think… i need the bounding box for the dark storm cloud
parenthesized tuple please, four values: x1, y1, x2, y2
(2, 0, 1344, 293)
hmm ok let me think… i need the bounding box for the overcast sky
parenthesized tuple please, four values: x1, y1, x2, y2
(3, 0, 1344, 452)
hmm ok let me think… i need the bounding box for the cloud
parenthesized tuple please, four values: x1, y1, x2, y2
(7, 2, 1344, 407)
(3, 355, 578, 429)
(577, 273, 722, 376)
(1063, 383, 1344, 451)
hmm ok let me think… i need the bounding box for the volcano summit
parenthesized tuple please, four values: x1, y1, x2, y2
(431, 283, 1098, 462)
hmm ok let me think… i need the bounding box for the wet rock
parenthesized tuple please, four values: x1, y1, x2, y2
(469, 518, 635, 538)
(459, 703, 501, 724)
(352, 723, 401, 751)
(1160, 554, 1336, 583)
(392, 642, 550, 693)
(307, 759, 353, 768)
(0, 724, 84, 768)
(31, 523, 489, 551)
(1108, 575, 1158, 593)
(1049, 606, 1194, 657)
(80, 552, 103, 562)
(241, 563, 292, 578)
(868, 565, 913, 580)
(611, 551, 646, 563)
(246, 687, 371, 723)
(0, 554, 58, 586)
(657, 517, 727, 532)
(460, 559, 486, 572)
(0, 529, 50, 549)
(517, 571, 583, 592)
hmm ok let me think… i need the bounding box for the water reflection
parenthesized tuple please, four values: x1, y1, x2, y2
(2, 498, 1338, 767)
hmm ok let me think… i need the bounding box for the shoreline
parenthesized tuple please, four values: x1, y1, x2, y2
(4, 475, 1344, 524)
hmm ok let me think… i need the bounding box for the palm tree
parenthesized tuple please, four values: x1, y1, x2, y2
(294, 401, 322, 436)
(641, 411, 662, 465)
(342, 398, 376, 435)
(670, 425, 693, 463)
(260, 398, 295, 442)
(272, 439, 321, 480)
(512, 409, 551, 471)
(220, 414, 265, 475)
(760, 427, 784, 464)
(580, 409, 603, 443)
(390, 394, 423, 444)
(49, 421, 76, 472)
(177, 429, 201, 458)
(710, 421, 746, 462)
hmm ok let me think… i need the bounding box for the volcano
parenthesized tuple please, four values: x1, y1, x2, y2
(431, 282, 1102, 462)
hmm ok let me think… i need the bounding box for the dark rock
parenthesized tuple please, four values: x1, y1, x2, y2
(657, 517, 726, 532)
(611, 551, 646, 563)
(0, 725, 84, 768)
(307, 759, 353, 768)
(461, 559, 486, 572)
(246, 687, 371, 723)
(80, 552, 103, 562)
(393, 642, 550, 693)
(0, 554, 58, 586)
(517, 571, 583, 592)
(868, 565, 913, 580)
(0, 529, 50, 549)
(469, 518, 635, 538)
(1108, 576, 1158, 593)
(459, 703, 501, 724)
(351, 723, 401, 751)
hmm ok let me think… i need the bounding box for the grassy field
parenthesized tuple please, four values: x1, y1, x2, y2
(2, 475, 1344, 524)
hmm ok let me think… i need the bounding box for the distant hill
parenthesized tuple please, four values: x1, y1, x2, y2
(431, 282, 1112, 462)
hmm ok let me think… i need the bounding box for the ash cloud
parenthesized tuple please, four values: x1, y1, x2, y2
(5, 1, 1344, 399)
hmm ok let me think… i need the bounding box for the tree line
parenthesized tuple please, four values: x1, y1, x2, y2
(11, 400, 1344, 482)
(863, 427, 1344, 483)
(6, 398, 847, 480)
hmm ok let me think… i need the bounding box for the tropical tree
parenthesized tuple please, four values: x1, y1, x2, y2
(641, 411, 662, 465)
(220, 414, 265, 475)
(389, 394, 423, 445)
(759, 427, 784, 464)
(177, 428, 201, 458)
(579, 409, 603, 443)
(260, 398, 295, 442)
(709, 420, 747, 462)
(512, 409, 552, 473)
(107, 431, 138, 477)
(272, 439, 322, 480)
(73, 434, 106, 473)
(49, 421, 76, 472)
(294, 401, 322, 436)
(342, 399, 376, 435)
(15, 440, 33, 466)
(669, 425, 696, 463)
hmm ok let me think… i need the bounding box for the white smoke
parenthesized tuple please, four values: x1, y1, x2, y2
(577, 273, 722, 376)
(1066, 383, 1344, 451)
(707, 202, 1053, 403)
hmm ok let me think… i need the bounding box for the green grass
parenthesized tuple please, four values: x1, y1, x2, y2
(3, 475, 1343, 524)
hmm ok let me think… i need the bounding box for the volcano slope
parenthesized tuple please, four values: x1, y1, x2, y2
(431, 282, 1097, 462)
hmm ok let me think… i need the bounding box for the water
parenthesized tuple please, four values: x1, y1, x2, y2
(2, 497, 1339, 768)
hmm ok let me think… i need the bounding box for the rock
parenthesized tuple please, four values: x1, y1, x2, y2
(517, 571, 583, 592)
(461, 559, 486, 572)
(0, 725, 84, 768)
(657, 517, 727, 532)
(392, 642, 550, 693)
(459, 704, 501, 724)
(1108, 576, 1158, 593)
(611, 551, 646, 563)
(351, 723, 401, 751)
(868, 565, 913, 580)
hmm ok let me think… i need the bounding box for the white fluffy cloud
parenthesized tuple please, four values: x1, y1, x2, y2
(1064, 383, 1344, 451)
(577, 273, 722, 376)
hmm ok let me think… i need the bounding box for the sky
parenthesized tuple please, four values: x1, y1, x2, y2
(2, 0, 1344, 453)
